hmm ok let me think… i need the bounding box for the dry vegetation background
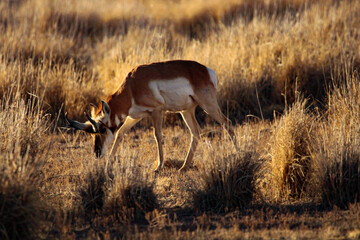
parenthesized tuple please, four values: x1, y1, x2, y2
(1, 0, 360, 239)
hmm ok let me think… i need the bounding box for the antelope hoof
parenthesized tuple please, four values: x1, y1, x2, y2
(178, 165, 190, 173)
(154, 166, 163, 174)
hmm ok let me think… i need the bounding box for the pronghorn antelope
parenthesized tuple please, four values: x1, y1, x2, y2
(66, 60, 236, 172)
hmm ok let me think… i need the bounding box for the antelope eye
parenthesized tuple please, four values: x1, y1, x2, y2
(99, 128, 107, 134)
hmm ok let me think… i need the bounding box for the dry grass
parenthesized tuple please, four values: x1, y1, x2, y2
(314, 72, 360, 209)
(1, 0, 360, 238)
(0, 96, 50, 239)
(193, 152, 260, 213)
(79, 165, 107, 216)
(104, 157, 158, 224)
(192, 128, 261, 213)
(73, 157, 158, 227)
(2, 0, 359, 121)
(265, 98, 316, 200)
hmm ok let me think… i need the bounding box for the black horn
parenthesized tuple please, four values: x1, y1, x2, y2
(65, 112, 96, 133)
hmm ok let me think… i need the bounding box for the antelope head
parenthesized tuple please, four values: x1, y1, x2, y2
(66, 101, 116, 158)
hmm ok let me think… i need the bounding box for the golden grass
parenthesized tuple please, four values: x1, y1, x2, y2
(103, 156, 158, 224)
(266, 98, 315, 200)
(1, 0, 359, 120)
(0, 96, 50, 239)
(192, 126, 262, 213)
(1, 0, 360, 238)
(314, 72, 360, 208)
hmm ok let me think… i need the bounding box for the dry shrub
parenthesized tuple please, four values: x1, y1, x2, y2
(314, 73, 360, 209)
(77, 157, 158, 224)
(77, 160, 157, 229)
(79, 166, 106, 216)
(0, 96, 50, 239)
(104, 158, 158, 224)
(40, 63, 102, 122)
(0, 57, 102, 123)
(266, 99, 315, 200)
(193, 149, 261, 213)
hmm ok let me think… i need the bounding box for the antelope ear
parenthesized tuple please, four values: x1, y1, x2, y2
(89, 103, 97, 117)
(101, 100, 111, 116)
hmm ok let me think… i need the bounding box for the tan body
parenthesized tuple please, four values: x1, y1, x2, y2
(66, 60, 236, 172)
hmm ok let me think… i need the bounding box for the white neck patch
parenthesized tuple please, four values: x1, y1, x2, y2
(100, 129, 114, 157)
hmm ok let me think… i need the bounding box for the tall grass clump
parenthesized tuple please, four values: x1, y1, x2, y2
(103, 157, 158, 224)
(266, 98, 315, 200)
(315, 73, 360, 209)
(192, 131, 261, 213)
(76, 151, 158, 226)
(0, 95, 50, 239)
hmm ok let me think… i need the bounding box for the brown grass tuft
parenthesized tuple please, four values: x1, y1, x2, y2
(314, 73, 360, 209)
(266, 98, 315, 200)
(193, 146, 261, 213)
(104, 158, 158, 224)
(0, 96, 50, 239)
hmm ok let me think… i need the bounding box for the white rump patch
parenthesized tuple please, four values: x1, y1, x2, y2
(207, 67, 218, 89)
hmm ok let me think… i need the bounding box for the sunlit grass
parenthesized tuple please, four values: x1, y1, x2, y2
(0, 0, 359, 238)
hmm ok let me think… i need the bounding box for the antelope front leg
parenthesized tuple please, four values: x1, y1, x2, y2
(152, 110, 164, 173)
(107, 117, 141, 174)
